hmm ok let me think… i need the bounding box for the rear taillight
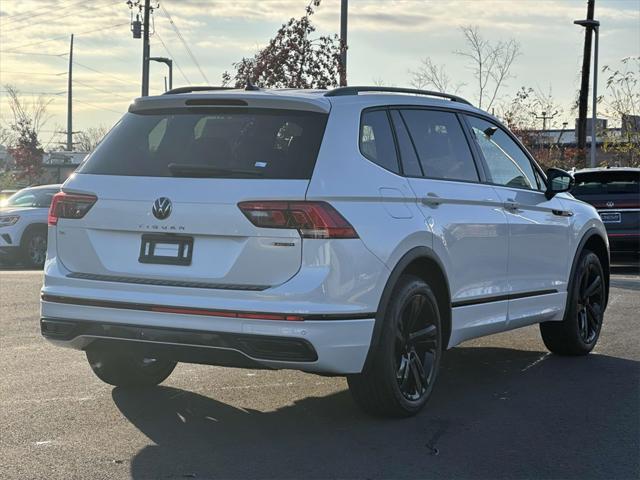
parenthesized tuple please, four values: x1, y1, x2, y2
(238, 201, 358, 239)
(48, 192, 97, 226)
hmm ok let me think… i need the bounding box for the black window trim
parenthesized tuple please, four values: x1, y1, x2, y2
(460, 112, 549, 193)
(391, 105, 485, 185)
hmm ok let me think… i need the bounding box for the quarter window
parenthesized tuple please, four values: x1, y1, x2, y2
(466, 116, 539, 190)
(360, 110, 400, 174)
(400, 109, 479, 182)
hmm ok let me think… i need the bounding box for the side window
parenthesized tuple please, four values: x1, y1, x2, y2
(401, 109, 479, 182)
(466, 116, 539, 190)
(360, 110, 400, 174)
(390, 110, 422, 177)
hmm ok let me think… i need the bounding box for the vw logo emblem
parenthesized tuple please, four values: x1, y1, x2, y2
(152, 197, 172, 220)
(606, 201, 615, 208)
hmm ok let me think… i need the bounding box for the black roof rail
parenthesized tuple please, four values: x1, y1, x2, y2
(324, 86, 473, 106)
(163, 86, 236, 95)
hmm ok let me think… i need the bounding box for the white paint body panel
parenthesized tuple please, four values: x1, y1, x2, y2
(41, 90, 609, 374)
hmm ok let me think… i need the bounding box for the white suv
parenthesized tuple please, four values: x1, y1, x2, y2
(41, 86, 609, 417)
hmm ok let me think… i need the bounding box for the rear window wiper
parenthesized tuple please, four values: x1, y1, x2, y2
(168, 163, 264, 178)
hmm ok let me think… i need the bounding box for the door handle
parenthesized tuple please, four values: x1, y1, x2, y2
(422, 193, 442, 206)
(503, 200, 520, 212)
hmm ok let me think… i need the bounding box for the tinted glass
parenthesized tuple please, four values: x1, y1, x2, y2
(6, 188, 57, 207)
(79, 108, 328, 179)
(467, 116, 538, 190)
(401, 109, 478, 182)
(390, 110, 422, 177)
(360, 110, 400, 173)
(573, 171, 640, 195)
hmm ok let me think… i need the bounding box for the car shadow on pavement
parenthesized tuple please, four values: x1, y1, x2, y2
(113, 347, 640, 480)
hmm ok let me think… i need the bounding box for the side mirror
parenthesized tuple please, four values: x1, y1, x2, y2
(545, 168, 575, 199)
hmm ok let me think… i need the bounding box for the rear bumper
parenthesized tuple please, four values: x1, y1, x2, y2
(40, 299, 375, 374)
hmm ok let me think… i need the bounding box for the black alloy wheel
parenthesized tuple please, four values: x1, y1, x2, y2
(540, 249, 606, 356)
(576, 259, 605, 344)
(395, 293, 439, 401)
(348, 275, 443, 417)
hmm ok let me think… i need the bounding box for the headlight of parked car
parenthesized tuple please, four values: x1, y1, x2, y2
(0, 215, 20, 227)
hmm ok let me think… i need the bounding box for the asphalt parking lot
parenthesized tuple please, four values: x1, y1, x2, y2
(1, 258, 638, 480)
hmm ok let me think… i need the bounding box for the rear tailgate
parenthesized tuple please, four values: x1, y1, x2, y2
(54, 93, 330, 288)
(57, 175, 308, 287)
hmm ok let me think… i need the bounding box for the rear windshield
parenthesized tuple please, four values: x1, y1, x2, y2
(79, 108, 328, 179)
(573, 171, 640, 195)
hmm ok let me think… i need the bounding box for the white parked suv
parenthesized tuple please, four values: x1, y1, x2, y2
(0, 184, 60, 268)
(41, 86, 609, 416)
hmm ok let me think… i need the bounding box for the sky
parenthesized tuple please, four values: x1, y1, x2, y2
(0, 0, 638, 149)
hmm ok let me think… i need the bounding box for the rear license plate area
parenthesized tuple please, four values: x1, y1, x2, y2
(139, 234, 193, 266)
(599, 212, 621, 223)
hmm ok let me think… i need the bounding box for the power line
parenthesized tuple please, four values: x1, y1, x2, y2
(72, 61, 140, 87)
(1, 22, 129, 53)
(0, 70, 66, 76)
(0, 51, 68, 58)
(73, 79, 136, 101)
(0, 0, 94, 27)
(160, 3, 210, 83)
(0, 90, 65, 96)
(1, 0, 122, 34)
(74, 98, 124, 115)
(154, 30, 191, 85)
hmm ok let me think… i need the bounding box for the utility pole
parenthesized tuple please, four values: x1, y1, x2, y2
(141, 0, 151, 96)
(576, 0, 595, 152)
(66, 34, 74, 151)
(339, 0, 348, 87)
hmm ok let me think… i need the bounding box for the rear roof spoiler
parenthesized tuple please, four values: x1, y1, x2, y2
(163, 86, 236, 95)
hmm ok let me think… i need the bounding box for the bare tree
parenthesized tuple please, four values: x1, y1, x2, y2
(75, 126, 110, 152)
(409, 57, 465, 94)
(601, 57, 640, 166)
(4, 85, 52, 140)
(3, 86, 53, 183)
(455, 26, 520, 110)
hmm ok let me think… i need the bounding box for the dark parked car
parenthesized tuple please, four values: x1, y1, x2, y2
(572, 168, 639, 254)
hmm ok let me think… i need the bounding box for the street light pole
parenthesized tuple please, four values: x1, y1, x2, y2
(150, 56, 173, 91)
(574, 18, 601, 168)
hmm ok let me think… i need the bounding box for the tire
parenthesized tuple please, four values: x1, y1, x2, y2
(20, 225, 48, 269)
(347, 275, 443, 417)
(540, 249, 606, 356)
(86, 344, 177, 387)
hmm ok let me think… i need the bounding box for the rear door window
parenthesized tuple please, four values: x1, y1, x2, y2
(79, 108, 328, 179)
(359, 110, 400, 174)
(400, 109, 479, 182)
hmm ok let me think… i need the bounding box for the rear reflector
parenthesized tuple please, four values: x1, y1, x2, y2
(238, 201, 358, 239)
(48, 192, 97, 226)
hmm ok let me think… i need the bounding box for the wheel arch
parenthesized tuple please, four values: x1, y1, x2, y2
(569, 228, 610, 309)
(20, 222, 48, 247)
(363, 246, 452, 372)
